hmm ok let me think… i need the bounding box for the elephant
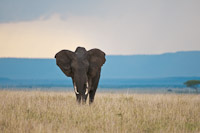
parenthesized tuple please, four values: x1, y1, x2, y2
(55, 47, 106, 104)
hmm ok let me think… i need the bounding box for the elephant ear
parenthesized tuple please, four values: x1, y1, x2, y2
(87, 49, 106, 69)
(55, 50, 75, 77)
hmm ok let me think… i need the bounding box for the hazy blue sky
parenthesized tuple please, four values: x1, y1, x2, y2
(0, 0, 200, 58)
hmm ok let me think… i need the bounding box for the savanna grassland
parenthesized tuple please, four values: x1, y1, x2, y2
(0, 90, 200, 133)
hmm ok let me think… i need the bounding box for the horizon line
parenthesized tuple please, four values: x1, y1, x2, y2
(0, 50, 200, 59)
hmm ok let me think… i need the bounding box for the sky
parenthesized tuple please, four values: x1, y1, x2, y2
(0, 0, 200, 58)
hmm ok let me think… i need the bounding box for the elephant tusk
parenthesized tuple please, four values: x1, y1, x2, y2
(74, 83, 79, 94)
(85, 88, 89, 95)
(85, 82, 89, 95)
(86, 82, 89, 88)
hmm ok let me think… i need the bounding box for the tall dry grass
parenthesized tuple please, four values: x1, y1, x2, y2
(0, 90, 199, 133)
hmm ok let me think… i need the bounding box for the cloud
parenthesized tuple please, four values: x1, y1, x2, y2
(0, 14, 92, 58)
(0, 0, 200, 57)
(0, 0, 107, 23)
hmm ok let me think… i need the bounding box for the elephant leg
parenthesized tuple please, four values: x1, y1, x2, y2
(76, 95, 81, 104)
(82, 94, 88, 104)
(89, 73, 100, 104)
(89, 89, 96, 104)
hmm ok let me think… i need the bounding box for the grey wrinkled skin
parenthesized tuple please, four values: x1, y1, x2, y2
(55, 47, 106, 104)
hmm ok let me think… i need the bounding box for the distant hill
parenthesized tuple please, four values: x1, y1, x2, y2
(0, 51, 200, 80)
(102, 51, 200, 78)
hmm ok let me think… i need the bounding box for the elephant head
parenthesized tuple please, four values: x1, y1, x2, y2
(55, 47, 106, 104)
